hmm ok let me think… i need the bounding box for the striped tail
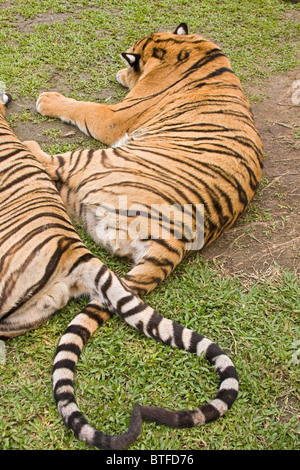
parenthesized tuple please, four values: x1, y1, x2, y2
(52, 302, 142, 450)
(53, 269, 238, 449)
(115, 296, 239, 428)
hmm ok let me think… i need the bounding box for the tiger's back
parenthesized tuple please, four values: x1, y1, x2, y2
(115, 26, 263, 245)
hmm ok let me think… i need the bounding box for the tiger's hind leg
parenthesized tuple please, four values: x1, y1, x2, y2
(21, 141, 188, 297)
(122, 238, 186, 297)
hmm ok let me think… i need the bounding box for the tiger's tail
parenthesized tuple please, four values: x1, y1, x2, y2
(117, 296, 239, 428)
(95, 263, 239, 428)
(52, 301, 142, 450)
(53, 261, 238, 449)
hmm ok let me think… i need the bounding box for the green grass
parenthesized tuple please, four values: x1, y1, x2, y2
(1, 0, 299, 451)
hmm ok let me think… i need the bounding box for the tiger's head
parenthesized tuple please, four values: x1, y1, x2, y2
(116, 23, 224, 90)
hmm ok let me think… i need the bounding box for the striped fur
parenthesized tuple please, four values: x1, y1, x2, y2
(0, 90, 239, 448)
(26, 23, 263, 299)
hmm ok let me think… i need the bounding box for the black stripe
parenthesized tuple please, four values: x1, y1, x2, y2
(144, 310, 162, 335)
(124, 273, 162, 288)
(100, 271, 113, 299)
(53, 379, 73, 401)
(54, 391, 75, 404)
(216, 388, 238, 407)
(0, 169, 48, 193)
(205, 342, 223, 363)
(83, 305, 111, 325)
(187, 331, 204, 353)
(120, 301, 146, 318)
(1, 212, 77, 247)
(52, 359, 76, 373)
(200, 403, 220, 422)
(175, 410, 195, 428)
(0, 148, 22, 162)
(143, 256, 174, 270)
(66, 411, 89, 434)
(182, 50, 226, 79)
(67, 252, 94, 275)
(62, 324, 91, 345)
(66, 151, 84, 178)
(141, 406, 195, 428)
(84, 119, 93, 138)
(55, 343, 81, 357)
(154, 37, 206, 46)
(173, 322, 184, 350)
(85, 148, 95, 168)
(152, 47, 166, 60)
(95, 264, 108, 286)
(116, 294, 135, 311)
(53, 378, 74, 393)
(218, 365, 239, 382)
(177, 49, 190, 63)
(152, 238, 182, 255)
(195, 67, 235, 86)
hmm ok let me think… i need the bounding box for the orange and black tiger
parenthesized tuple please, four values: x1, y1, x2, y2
(25, 23, 263, 300)
(0, 71, 239, 450)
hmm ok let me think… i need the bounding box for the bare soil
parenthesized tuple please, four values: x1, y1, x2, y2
(203, 68, 300, 278)
(7, 68, 300, 278)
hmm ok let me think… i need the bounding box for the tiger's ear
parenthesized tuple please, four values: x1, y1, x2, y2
(121, 53, 141, 71)
(0, 93, 12, 105)
(174, 23, 188, 35)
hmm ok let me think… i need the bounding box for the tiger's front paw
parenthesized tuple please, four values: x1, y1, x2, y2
(116, 68, 129, 88)
(36, 92, 75, 119)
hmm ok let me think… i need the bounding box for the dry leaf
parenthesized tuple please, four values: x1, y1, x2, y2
(61, 131, 76, 137)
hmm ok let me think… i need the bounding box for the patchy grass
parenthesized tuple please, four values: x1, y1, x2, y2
(1, 0, 299, 99)
(0, 0, 299, 451)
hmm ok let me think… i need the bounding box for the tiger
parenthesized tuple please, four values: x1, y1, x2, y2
(0, 88, 239, 449)
(24, 23, 263, 301)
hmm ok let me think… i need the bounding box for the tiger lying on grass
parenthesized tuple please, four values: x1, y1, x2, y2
(21, 22, 263, 448)
(0, 67, 239, 449)
(26, 23, 263, 300)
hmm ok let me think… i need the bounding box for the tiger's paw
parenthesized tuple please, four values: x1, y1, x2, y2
(36, 92, 73, 119)
(116, 68, 129, 88)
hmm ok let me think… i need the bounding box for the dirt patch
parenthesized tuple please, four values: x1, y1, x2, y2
(17, 13, 72, 34)
(285, 9, 300, 23)
(202, 68, 300, 277)
(6, 69, 300, 278)
(7, 96, 82, 145)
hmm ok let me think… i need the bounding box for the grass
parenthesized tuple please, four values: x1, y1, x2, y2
(1, 0, 299, 451)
